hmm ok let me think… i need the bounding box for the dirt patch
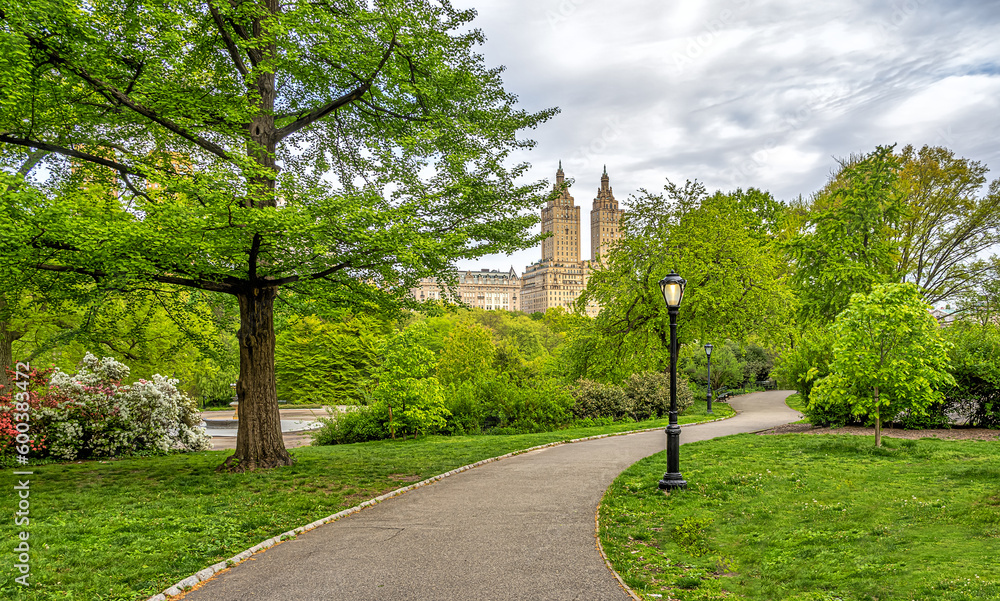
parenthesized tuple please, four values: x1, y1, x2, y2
(388, 474, 423, 482)
(759, 422, 999, 441)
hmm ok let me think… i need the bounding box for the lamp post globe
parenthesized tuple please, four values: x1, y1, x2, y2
(705, 343, 713, 414)
(658, 271, 687, 491)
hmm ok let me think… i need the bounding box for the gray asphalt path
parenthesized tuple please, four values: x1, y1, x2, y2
(182, 390, 799, 601)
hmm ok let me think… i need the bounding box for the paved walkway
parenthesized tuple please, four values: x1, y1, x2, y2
(183, 390, 799, 600)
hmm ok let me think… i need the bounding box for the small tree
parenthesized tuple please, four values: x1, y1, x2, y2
(810, 283, 954, 446)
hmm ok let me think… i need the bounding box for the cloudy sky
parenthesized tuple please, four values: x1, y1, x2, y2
(449, 0, 1000, 272)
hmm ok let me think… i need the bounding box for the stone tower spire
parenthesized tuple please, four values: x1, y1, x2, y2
(591, 166, 624, 262)
(542, 163, 579, 262)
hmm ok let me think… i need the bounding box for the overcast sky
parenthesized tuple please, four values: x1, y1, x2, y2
(449, 0, 1000, 272)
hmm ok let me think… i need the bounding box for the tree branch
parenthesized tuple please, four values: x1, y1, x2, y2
(0, 134, 144, 176)
(275, 31, 397, 141)
(21, 34, 233, 161)
(208, 0, 250, 78)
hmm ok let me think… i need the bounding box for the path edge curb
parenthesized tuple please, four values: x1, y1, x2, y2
(148, 411, 737, 600)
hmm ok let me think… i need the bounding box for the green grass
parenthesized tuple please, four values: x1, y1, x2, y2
(784, 392, 806, 413)
(0, 400, 731, 600)
(600, 434, 1000, 600)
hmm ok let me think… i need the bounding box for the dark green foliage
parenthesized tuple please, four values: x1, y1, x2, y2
(572, 379, 631, 421)
(736, 341, 775, 383)
(311, 407, 385, 445)
(943, 321, 1000, 427)
(623, 371, 695, 418)
(622, 371, 670, 419)
(800, 390, 856, 427)
(574, 375, 693, 421)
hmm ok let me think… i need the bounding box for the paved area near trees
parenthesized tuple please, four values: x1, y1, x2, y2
(181, 391, 799, 600)
(201, 406, 338, 450)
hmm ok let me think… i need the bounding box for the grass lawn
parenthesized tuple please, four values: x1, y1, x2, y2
(600, 433, 1000, 601)
(784, 392, 806, 413)
(0, 400, 731, 600)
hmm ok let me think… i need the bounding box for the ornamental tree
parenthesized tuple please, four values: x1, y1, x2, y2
(809, 283, 954, 446)
(0, 0, 554, 470)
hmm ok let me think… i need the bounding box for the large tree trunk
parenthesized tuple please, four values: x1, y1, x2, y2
(218, 287, 292, 471)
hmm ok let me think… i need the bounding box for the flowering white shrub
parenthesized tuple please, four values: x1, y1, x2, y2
(32, 353, 210, 460)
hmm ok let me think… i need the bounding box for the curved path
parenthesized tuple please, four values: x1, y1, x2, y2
(182, 390, 799, 600)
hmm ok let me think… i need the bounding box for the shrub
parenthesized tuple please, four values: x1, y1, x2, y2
(1, 354, 209, 462)
(443, 380, 484, 434)
(623, 371, 694, 419)
(507, 379, 574, 433)
(802, 374, 858, 427)
(572, 379, 631, 421)
(311, 405, 385, 445)
(370, 376, 450, 439)
(471, 376, 573, 434)
(772, 325, 835, 403)
(943, 321, 1000, 427)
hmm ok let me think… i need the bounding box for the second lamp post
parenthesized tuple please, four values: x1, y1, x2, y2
(657, 271, 687, 491)
(705, 343, 713, 414)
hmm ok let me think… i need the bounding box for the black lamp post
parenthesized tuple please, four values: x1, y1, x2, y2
(658, 271, 687, 491)
(705, 343, 714, 414)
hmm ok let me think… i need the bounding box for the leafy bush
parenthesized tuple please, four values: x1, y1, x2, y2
(443, 380, 484, 434)
(942, 321, 1000, 427)
(573, 375, 694, 422)
(802, 374, 858, 427)
(572, 379, 631, 420)
(469, 376, 573, 434)
(772, 325, 835, 403)
(311, 405, 385, 445)
(623, 371, 693, 419)
(0, 354, 209, 461)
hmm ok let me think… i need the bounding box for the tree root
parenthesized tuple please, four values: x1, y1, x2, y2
(215, 451, 295, 473)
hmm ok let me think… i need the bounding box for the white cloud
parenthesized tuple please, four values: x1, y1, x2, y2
(451, 0, 1000, 272)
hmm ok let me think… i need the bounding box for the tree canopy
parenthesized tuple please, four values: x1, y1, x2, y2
(785, 145, 904, 323)
(0, 0, 556, 470)
(579, 180, 795, 379)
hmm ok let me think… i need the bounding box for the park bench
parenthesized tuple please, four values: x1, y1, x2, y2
(715, 387, 731, 401)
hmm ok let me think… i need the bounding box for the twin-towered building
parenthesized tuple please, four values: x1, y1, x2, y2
(411, 164, 624, 315)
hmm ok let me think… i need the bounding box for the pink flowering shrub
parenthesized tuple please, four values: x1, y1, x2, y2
(0, 354, 210, 462)
(0, 366, 64, 462)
